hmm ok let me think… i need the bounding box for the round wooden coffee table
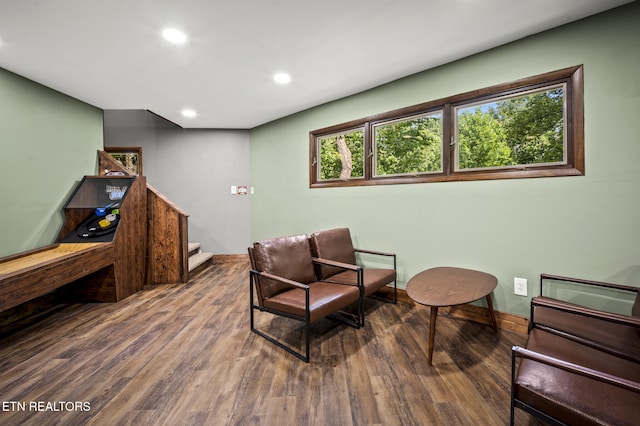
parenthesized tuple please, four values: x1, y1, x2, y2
(406, 266, 498, 365)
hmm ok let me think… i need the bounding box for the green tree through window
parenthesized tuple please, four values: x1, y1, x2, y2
(319, 129, 364, 180)
(374, 112, 442, 176)
(456, 86, 565, 170)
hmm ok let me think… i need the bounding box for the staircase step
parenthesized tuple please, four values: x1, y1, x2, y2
(188, 252, 213, 273)
(188, 242, 201, 256)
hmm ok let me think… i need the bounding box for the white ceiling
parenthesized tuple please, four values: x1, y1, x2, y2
(0, 0, 633, 129)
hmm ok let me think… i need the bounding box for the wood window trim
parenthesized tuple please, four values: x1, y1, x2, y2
(310, 65, 584, 188)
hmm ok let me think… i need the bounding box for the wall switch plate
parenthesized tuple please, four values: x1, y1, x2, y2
(514, 277, 528, 296)
(231, 185, 237, 195)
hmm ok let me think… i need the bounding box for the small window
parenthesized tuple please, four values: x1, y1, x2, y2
(373, 111, 443, 177)
(310, 65, 583, 188)
(454, 85, 565, 171)
(315, 128, 364, 181)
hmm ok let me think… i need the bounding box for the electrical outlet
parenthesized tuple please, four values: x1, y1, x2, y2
(514, 277, 528, 296)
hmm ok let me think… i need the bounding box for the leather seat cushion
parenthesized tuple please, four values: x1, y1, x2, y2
(322, 268, 396, 296)
(515, 328, 640, 426)
(263, 282, 360, 322)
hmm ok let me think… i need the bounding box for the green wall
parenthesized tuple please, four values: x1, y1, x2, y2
(0, 68, 103, 257)
(250, 3, 640, 317)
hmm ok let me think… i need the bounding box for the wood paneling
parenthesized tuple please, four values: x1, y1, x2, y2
(0, 261, 543, 425)
(146, 185, 189, 284)
(99, 149, 191, 285)
(112, 174, 147, 299)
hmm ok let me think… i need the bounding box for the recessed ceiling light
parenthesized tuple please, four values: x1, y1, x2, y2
(162, 28, 187, 44)
(273, 73, 291, 84)
(181, 109, 197, 118)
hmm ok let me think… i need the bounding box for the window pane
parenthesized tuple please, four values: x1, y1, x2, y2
(318, 129, 364, 180)
(455, 85, 565, 170)
(374, 112, 442, 176)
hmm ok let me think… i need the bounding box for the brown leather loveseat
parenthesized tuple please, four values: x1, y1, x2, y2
(511, 273, 640, 425)
(248, 229, 396, 362)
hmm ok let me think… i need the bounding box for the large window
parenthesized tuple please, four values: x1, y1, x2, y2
(310, 66, 583, 188)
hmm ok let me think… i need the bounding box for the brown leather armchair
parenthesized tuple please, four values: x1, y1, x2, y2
(310, 228, 397, 326)
(248, 234, 361, 362)
(511, 274, 640, 425)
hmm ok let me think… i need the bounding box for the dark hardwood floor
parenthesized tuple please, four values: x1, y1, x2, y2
(0, 261, 543, 425)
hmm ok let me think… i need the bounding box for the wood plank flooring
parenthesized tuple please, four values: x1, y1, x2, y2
(0, 261, 543, 425)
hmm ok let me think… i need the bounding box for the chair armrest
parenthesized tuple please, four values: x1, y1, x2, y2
(540, 273, 640, 296)
(250, 269, 309, 290)
(354, 248, 396, 258)
(313, 257, 364, 291)
(312, 257, 361, 272)
(512, 345, 640, 393)
(533, 296, 640, 327)
(354, 249, 397, 274)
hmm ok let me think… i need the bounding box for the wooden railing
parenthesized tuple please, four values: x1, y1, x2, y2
(98, 150, 190, 284)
